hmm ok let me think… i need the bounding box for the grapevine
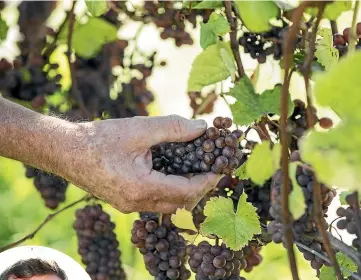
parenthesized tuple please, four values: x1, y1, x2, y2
(1, 1, 361, 280)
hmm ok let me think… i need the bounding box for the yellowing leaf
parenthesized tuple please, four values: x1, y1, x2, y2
(188, 41, 234, 91)
(179, 232, 198, 244)
(246, 142, 281, 185)
(315, 28, 339, 71)
(289, 162, 306, 220)
(171, 208, 197, 232)
(201, 195, 261, 250)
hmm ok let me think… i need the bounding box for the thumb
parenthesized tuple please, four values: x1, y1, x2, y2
(133, 115, 207, 148)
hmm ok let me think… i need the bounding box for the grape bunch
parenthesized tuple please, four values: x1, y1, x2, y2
(188, 91, 218, 116)
(268, 100, 319, 151)
(238, 24, 294, 63)
(333, 23, 361, 57)
(25, 166, 68, 209)
(336, 193, 361, 250)
(151, 117, 243, 175)
(142, 1, 212, 47)
(0, 56, 61, 106)
(73, 204, 126, 280)
(267, 150, 335, 270)
(242, 243, 262, 273)
(130, 215, 191, 280)
(187, 241, 246, 280)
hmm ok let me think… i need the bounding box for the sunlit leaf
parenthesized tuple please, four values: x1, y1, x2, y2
(235, 1, 280, 33)
(228, 76, 293, 125)
(171, 208, 197, 232)
(246, 142, 281, 185)
(315, 29, 339, 71)
(289, 162, 306, 220)
(188, 41, 234, 91)
(85, 0, 108, 16)
(201, 195, 261, 250)
(59, 17, 118, 58)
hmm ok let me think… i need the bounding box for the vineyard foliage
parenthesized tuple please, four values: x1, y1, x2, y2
(1, 1, 361, 280)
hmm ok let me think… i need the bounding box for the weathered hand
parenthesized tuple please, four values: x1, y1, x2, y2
(64, 115, 222, 213)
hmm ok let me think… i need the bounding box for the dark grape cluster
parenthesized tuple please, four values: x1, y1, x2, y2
(73, 204, 126, 280)
(152, 117, 243, 175)
(242, 243, 262, 273)
(187, 241, 246, 280)
(333, 23, 361, 56)
(130, 215, 191, 280)
(238, 24, 295, 63)
(267, 151, 335, 270)
(143, 1, 212, 47)
(0, 56, 61, 106)
(25, 166, 68, 209)
(70, 40, 156, 119)
(0, 2, 61, 107)
(268, 99, 318, 151)
(336, 193, 361, 250)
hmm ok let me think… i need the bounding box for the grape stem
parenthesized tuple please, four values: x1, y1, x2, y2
(301, 3, 343, 279)
(0, 194, 92, 253)
(280, 3, 309, 279)
(349, 0, 360, 54)
(330, 20, 338, 35)
(224, 0, 245, 80)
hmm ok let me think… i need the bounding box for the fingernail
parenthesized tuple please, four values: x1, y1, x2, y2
(192, 119, 207, 130)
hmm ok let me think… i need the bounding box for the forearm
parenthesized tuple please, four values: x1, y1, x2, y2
(0, 97, 83, 176)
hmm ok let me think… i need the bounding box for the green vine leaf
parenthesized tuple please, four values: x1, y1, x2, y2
(85, 0, 108, 16)
(313, 51, 361, 121)
(319, 252, 357, 280)
(234, 164, 249, 180)
(59, 17, 118, 58)
(227, 76, 293, 125)
(246, 142, 281, 185)
(201, 195, 261, 250)
(235, 1, 280, 33)
(289, 162, 306, 220)
(300, 122, 361, 190)
(184, 0, 223, 9)
(339, 191, 361, 205)
(200, 12, 229, 49)
(315, 28, 339, 71)
(188, 41, 234, 91)
(306, 1, 352, 20)
(0, 14, 9, 42)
